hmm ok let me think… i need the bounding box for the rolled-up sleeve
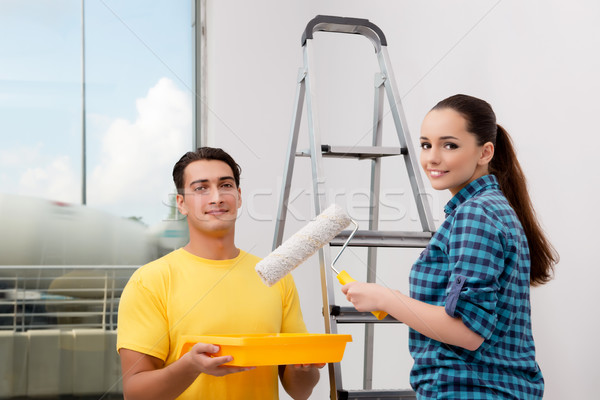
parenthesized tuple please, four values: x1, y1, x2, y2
(444, 204, 507, 340)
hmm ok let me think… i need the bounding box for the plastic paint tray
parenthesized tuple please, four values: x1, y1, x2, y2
(179, 333, 352, 366)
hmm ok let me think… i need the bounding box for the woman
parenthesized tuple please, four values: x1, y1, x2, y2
(342, 94, 558, 399)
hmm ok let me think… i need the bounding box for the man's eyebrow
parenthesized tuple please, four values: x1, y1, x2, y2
(189, 176, 235, 186)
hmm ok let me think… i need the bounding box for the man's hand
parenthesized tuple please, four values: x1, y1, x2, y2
(279, 363, 324, 399)
(120, 343, 254, 400)
(287, 363, 326, 371)
(185, 342, 254, 376)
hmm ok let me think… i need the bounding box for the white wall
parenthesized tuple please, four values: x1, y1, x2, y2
(206, 1, 599, 398)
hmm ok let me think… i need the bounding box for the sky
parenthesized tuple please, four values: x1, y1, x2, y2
(0, 0, 194, 226)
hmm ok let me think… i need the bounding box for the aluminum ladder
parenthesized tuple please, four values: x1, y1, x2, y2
(272, 15, 436, 400)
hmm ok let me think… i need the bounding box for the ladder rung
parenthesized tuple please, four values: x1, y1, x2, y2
(296, 145, 407, 159)
(330, 306, 400, 324)
(330, 230, 432, 248)
(338, 389, 416, 399)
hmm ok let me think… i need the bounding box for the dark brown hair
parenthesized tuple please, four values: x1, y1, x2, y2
(172, 147, 242, 195)
(432, 94, 558, 285)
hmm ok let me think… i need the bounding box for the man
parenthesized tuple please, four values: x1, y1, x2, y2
(117, 147, 322, 399)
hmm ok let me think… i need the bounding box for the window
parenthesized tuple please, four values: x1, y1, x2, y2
(0, 1, 193, 397)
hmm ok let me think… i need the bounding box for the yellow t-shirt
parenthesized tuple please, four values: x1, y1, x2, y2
(117, 248, 307, 399)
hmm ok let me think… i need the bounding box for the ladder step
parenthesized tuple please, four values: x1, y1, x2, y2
(296, 145, 407, 159)
(330, 306, 400, 324)
(338, 389, 416, 399)
(331, 230, 432, 248)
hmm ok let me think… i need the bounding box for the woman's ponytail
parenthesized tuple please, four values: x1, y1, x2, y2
(433, 94, 558, 286)
(490, 125, 558, 285)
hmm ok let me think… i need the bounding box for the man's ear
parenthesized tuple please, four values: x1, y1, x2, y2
(237, 187, 242, 209)
(176, 193, 187, 215)
(479, 142, 495, 166)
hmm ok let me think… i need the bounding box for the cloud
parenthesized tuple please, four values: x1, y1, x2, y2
(18, 154, 79, 203)
(1, 142, 78, 204)
(89, 77, 191, 208)
(2, 77, 190, 222)
(0, 142, 42, 168)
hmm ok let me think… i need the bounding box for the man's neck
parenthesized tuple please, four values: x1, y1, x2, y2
(184, 231, 239, 260)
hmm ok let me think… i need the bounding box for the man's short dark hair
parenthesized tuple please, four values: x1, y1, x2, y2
(172, 147, 242, 195)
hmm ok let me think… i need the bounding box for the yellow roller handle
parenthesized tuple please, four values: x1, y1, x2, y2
(336, 270, 388, 320)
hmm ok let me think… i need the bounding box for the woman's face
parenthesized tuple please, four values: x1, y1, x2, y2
(419, 108, 493, 196)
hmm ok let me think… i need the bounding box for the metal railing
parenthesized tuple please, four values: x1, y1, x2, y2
(0, 265, 138, 332)
(0, 265, 139, 398)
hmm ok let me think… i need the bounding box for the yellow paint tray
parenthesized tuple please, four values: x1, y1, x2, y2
(179, 333, 352, 366)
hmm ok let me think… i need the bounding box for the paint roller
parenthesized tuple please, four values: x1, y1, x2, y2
(255, 204, 387, 320)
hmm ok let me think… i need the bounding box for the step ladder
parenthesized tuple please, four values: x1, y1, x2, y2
(272, 15, 436, 400)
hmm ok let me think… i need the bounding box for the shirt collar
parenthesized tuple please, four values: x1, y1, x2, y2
(443, 174, 500, 216)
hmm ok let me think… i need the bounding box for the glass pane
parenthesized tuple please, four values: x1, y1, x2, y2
(0, 2, 82, 203)
(0, 1, 193, 398)
(0, 0, 193, 265)
(84, 0, 193, 226)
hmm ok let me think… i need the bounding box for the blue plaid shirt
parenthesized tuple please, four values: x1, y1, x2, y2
(409, 175, 543, 399)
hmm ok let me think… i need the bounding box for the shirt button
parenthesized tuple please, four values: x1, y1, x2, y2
(456, 277, 462, 284)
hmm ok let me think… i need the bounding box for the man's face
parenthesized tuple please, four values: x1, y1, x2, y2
(176, 160, 242, 237)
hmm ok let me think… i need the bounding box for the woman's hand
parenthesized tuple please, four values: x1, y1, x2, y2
(341, 281, 389, 312)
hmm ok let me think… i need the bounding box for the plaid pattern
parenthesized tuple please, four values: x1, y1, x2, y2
(409, 175, 544, 399)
